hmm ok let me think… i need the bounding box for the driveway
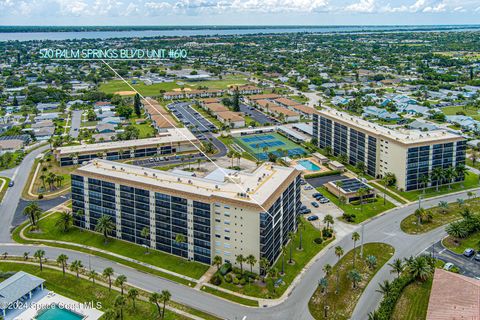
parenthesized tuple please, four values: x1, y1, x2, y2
(239, 103, 277, 125)
(69, 110, 82, 138)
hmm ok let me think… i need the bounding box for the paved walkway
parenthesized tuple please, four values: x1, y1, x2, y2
(195, 265, 217, 289)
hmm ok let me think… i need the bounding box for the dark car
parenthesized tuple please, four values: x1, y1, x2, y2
(311, 201, 319, 208)
(302, 209, 312, 214)
(312, 192, 323, 198)
(8, 181, 14, 187)
(300, 205, 307, 211)
(307, 215, 318, 221)
(463, 248, 475, 257)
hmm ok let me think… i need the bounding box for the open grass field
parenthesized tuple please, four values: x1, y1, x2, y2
(391, 277, 433, 320)
(0, 262, 189, 320)
(308, 243, 395, 320)
(24, 212, 209, 279)
(233, 133, 307, 161)
(99, 75, 250, 96)
(319, 187, 396, 223)
(401, 197, 479, 234)
(441, 105, 480, 121)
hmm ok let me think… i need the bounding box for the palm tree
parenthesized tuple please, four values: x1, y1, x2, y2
(446, 222, 468, 241)
(56, 254, 68, 276)
(114, 295, 126, 320)
(259, 257, 270, 282)
(213, 255, 222, 271)
(160, 290, 171, 319)
(88, 269, 97, 285)
(457, 198, 465, 207)
(115, 275, 127, 295)
(467, 191, 475, 200)
(150, 292, 162, 319)
(352, 232, 360, 268)
(455, 164, 468, 186)
(445, 166, 456, 189)
(141, 227, 150, 253)
(175, 233, 186, 248)
(376, 280, 392, 295)
(439, 201, 449, 214)
(23, 202, 42, 227)
(56, 211, 73, 233)
(366, 255, 377, 269)
(34, 249, 45, 271)
(368, 311, 381, 320)
(347, 269, 362, 289)
(334, 246, 344, 294)
(318, 277, 328, 294)
(414, 207, 427, 225)
(297, 216, 305, 250)
(127, 288, 139, 310)
(267, 267, 279, 294)
(70, 260, 83, 278)
(39, 173, 47, 190)
(388, 258, 404, 278)
(431, 167, 444, 191)
(406, 256, 433, 282)
(236, 254, 245, 274)
(246, 254, 257, 274)
(336, 180, 344, 199)
(419, 174, 430, 194)
(23, 252, 29, 260)
(103, 267, 114, 291)
(103, 309, 116, 320)
(357, 187, 369, 214)
(323, 214, 334, 230)
(95, 215, 114, 243)
(322, 264, 332, 277)
(288, 231, 295, 263)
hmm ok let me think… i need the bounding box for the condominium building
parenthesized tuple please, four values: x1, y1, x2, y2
(71, 159, 301, 271)
(313, 109, 466, 191)
(55, 128, 199, 166)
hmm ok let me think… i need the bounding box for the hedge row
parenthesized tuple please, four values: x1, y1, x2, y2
(304, 170, 341, 179)
(374, 275, 414, 319)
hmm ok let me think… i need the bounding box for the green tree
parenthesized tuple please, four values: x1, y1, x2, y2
(114, 295, 126, 320)
(334, 246, 344, 294)
(323, 214, 334, 230)
(88, 269, 97, 285)
(406, 256, 433, 282)
(95, 215, 115, 243)
(70, 260, 83, 278)
(34, 249, 45, 271)
(150, 292, 162, 319)
(134, 93, 142, 117)
(259, 258, 270, 282)
(115, 274, 127, 295)
(55, 211, 73, 233)
(351, 232, 360, 268)
(439, 201, 449, 214)
(141, 227, 150, 253)
(127, 288, 139, 310)
(388, 258, 404, 278)
(347, 269, 362, 289)
(103, 267, 114, 291)
(213, 255, 222, 271)
(376, 280, 392, 295)
(236, 254, 245, 274)
(160, 290, 171, 319)
(23, 202, 42, 227)
(56, 254, 68, 277)
(246, 254, 257, 274)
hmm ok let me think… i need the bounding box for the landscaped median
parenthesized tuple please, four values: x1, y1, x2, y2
(0, 176, 11, 202)
(0, 260, 220, 320)
(308, 243, 395, 320)
(14, 211, 208, 286)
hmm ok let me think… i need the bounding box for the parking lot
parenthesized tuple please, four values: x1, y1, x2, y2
(305, 174, 348, 189)
(425, 241, 480, 279)
(239, 103, 278, 125)
(168, 102, 217, 134)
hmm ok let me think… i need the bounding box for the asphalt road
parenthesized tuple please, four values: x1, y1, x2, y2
(69, 110, 82, 138)
(426, 241, 480, 279)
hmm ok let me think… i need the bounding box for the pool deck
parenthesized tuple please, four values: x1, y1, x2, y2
(291, 157, 330, 175)
(10, 290, 103, 320)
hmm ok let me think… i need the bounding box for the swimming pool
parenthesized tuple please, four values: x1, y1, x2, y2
(36, 305, 84, 320)
(298, 159, 321, 171)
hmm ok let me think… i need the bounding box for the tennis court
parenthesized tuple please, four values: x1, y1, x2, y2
(234, 133, 308, 160)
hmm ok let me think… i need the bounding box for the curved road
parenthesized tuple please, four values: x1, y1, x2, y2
(0, 145, 475, 319)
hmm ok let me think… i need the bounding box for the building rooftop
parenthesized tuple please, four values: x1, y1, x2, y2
(316, 109, 463, 145)
(56, 128, 197, 156)
(0, 271, 45, 309)
(74, 159, 299, 210)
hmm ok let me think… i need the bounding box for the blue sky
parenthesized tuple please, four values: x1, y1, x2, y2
(0, 0, 479, 25)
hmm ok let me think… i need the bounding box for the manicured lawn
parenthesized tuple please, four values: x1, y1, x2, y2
(214, 218, 334, 299)
(130, 120, 156, 138)
(0, 262, 188, 320)
(441, 105, 480, 121)
(391, 277, 433, 320)
(308, 243, 395, 320)
(319, 187, 396, 223)
(390, 172, 480, 202)
(443, 231, 480, 254)
(370, 181, 408, 204)
(29, 156, 76, 199)
(0, 176, 11, 203)
(25, 212, 209, 279)
(200, 286, 259, 307)
(400, 197, 480, 234)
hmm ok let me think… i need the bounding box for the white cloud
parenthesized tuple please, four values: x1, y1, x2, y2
(345, 0, 375, 13)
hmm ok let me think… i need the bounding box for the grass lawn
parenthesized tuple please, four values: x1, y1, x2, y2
(319, 187, 396, 223)
(400, 197, 480, 234)
(200, 286, 259, 307)
(214, 218, 334, 299)
(0, 150, 24, 170)
(130, 119, 156, 138)
(441, 105, 480, 121)
(443, 231, 480, 254)
(369, 181, 408, 204)
(28, 156, 76, 199)
(308, 243, 395, 320)
(289, 95, 309, 103)
(24, 212, 209, 279)
(391, 277, 433, 320)
(0, 176, 11, 203)
(390, 172, 480, 202)
(99, 76, 249, 96)
(0, 262, 188, 320)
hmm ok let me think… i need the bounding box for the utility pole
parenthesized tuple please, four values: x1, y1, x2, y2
(360, 224, 365, 258)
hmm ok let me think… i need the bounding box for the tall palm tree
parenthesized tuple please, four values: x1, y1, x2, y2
(297, 216, 305, 250)
(357, 187, 369, 214)
(114, 295, 126, 320)
(445, 166, 456, 190)
(347, 269, 362, 289)
(259, 258, 270, 282)
(236, 254, 245, 274)
(388, 258, 404, 278)
(351, 232, 360, 268)
(334, 246, 344, 294)
(160, 290, 171, 319)
(95, 215, 115, 243)
(70, 260, 83, 278)
(127, 288, 139, 310)
(115, 275, 127, 295)
(88, 269, 97, 285)
(406, 256, 433, 282)
(455, 164, 468, 187)
(103, 267, 114, 291)
(56, 211, 73, 233)
(141, 227, 150, 253)
(23, 202, 42, 227)
(419, 174, 430, 194)
(280, 246, 286, 275)
(323, 214, 334, 230)
(322, 264, 332, 277)
(213, 255, 222, 271)
(414, 207, 427, 226)
(34, 249, 45, 271)
(376, 280, 392, 295)
(288, 231, 295, 263)
(56, 254, 68, 276)
(150, 292, 162, 319)
(431, 167, 444, 191)
(246, 254, 257, 274)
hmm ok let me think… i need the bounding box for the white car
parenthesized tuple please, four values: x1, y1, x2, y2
(443, 262, 455, 271)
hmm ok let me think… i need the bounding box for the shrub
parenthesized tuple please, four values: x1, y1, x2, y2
(210, 274, 222, 286)
(314, 237, 323, 244)
(38, 194, 44, 199)
(304, 170, 341, 179)
(322, 228, 332, 239)
(374, 275, 414, 319)
(342, 212, 356, 222)
(219, 263, 232, 276)
(239, 278, 246, 286)
(232, 277, 240, 285)
(224, 273, 233, 283)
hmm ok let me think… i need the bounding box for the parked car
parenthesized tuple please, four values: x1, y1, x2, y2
(311, 201, 319, 208)
(443, 262, 455, 271)
(302, 209, 312, 214)
(300, 205, 307, 211)
(312, 192, 323, 198)
(474, 253, 480, 262)
(8, 181, 14, 187)
(319, 198, 330, 204)
(307, 215, 319, 221)
(304, 185, 313, 190)
(300, 180, 307, 185)
(463, 248, 475, 257)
